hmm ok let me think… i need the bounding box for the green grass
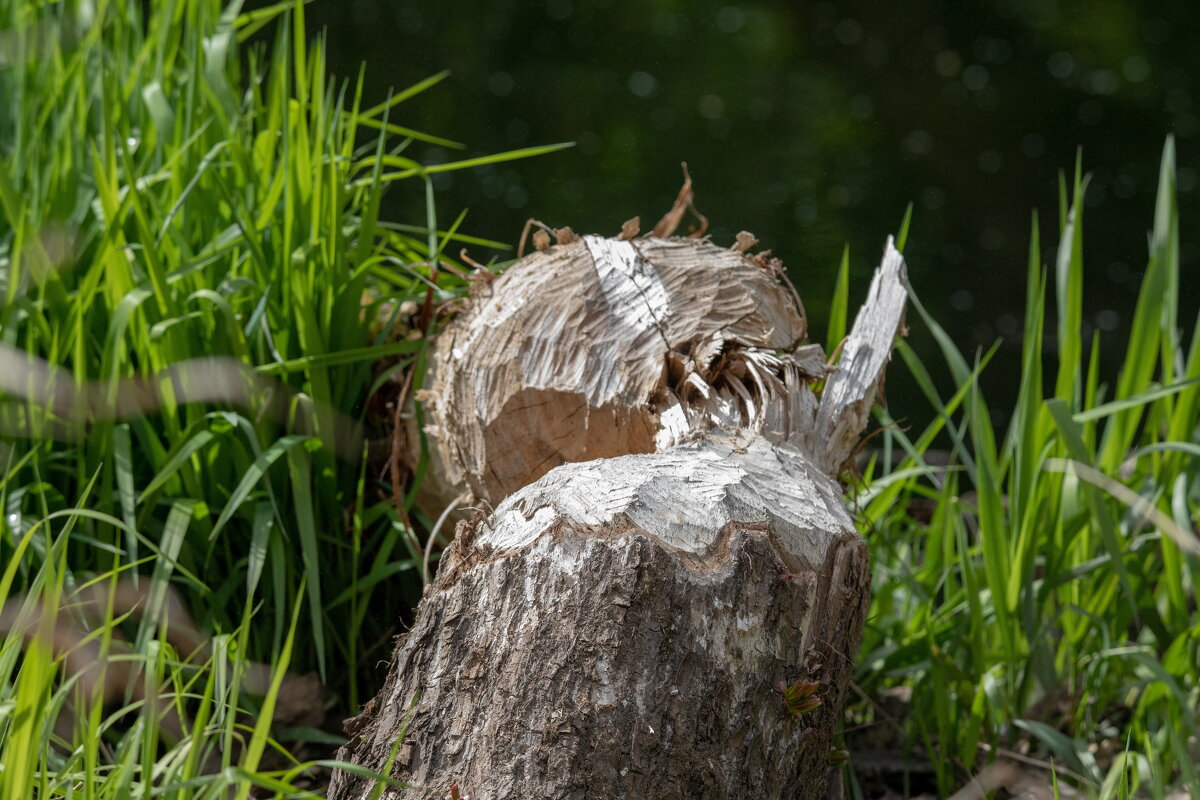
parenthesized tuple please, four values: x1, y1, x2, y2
(848, 139, 1199, 798)
(0, 1, 1196, 798)
(0, 0, 564, 795)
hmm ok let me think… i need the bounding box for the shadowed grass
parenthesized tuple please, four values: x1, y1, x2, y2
(849, 138, 1199, 798)
(0, 0, 563, 794)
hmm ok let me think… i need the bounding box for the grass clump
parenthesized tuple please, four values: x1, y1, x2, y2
(848, 140, 1200, 798)
(0, 0, 564, 794)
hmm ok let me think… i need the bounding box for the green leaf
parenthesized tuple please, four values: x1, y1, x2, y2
(1046, 399, 1137, 615)
(826, 245, 850, 348)
(356, 70, 451, 119)
(1054, 151, 1086, 404)
(141, 81, 176, 135)
(113, 424, 138, 563)
(286, 446, 326, 681)
(353, 142, 575, 188)
(139, 429, 218, 503)
(1075, 376, 1200, 423)
(134, 499, 195, 653)
(254, 339, 422, 376)
(1013, 719, 1100, 782)
(246, 501, 273, 601)
(233, 576, 305, 800)
(895, 201, 914, 251)
(210, 434, 311, 540)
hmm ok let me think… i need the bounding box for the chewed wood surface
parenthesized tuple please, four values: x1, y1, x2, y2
(426, 235, 810, 503)
(331, 233, 908, 800)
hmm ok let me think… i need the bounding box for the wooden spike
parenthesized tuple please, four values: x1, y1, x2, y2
(617, 216, 641, 240)
(732, 231, 758, 252)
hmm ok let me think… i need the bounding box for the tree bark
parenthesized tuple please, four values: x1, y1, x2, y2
(331, 233, 908, 800)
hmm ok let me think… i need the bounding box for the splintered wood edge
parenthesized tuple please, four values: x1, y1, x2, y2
(813, 236, 908, 473)
(469, 433, 855, 572)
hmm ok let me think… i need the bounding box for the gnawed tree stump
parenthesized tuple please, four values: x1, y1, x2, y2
(331, 232, 908, 800)
(332, 434, 867, 799)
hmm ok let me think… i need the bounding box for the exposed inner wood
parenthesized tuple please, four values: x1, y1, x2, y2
(426, 235, 811, 503)
(475, 434, 851, 571)
(810, 236, 908, 473)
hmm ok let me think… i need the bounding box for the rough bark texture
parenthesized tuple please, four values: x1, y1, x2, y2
(330, 434, 870, 800)
(331, 234, 909, 800)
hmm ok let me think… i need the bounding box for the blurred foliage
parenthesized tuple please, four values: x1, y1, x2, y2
(0, 0, 550, 725)
(308, 0, 1200, 420)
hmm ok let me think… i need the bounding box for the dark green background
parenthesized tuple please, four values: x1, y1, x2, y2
(309, 0, 1199, 423)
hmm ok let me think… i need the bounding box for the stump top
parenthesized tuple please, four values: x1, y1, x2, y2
(476, 433, 854, 573)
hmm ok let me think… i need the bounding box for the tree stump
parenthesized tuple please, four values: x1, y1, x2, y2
(330, 231, 908, 800)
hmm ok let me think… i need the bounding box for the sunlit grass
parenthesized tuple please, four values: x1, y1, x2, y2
(849, 138, 1199, 798)
(0, 0, 564, 795)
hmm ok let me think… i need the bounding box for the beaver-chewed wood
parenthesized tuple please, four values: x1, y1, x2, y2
(330, 235, 908, 800)
(423, 234, 822, 505)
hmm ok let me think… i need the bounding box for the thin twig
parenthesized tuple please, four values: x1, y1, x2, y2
(422, 492, 469, 585)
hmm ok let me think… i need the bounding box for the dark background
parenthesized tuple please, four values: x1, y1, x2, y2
(307, 0, 1199, 425)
